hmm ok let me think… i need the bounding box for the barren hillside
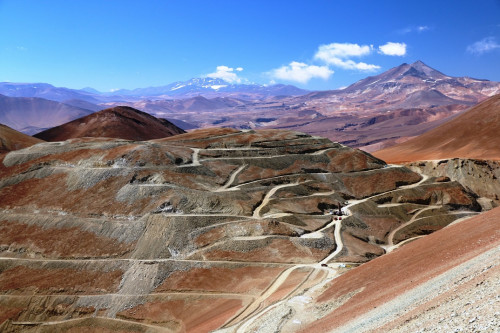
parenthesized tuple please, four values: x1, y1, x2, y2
(0, 124, 44, 153)
(0, 128, 485, 332)
(374, 94, 500, 163)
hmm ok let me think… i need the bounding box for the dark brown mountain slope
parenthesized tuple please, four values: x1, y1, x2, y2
(374, 94, 500, 163)
(0, 124, 44, 153)
(34, 106, 185, 141)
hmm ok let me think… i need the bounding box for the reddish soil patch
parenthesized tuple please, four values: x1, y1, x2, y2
(0, 174, 69, 209)
(117, 297, 245, 333)
(262, 268, 312, 307)
(302, 206, 500, 332)
(28, 317, 151, 333)
(0, 266, 123, 294)
(325, 148, 384, 173)
(339, 168, 421, 199)
(65, 328, 141, 333)
(0, 173, 139, 216)
(0, 305, 23, 324)
(0, 220, 134, 258)
(156, 266, 284, 294)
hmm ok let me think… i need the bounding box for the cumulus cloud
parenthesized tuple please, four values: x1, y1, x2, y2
(206, 65, 243, 83)
(315, 43, 372, 59)
(379, 42, 407, 56)
(417, 26, 429, 32)
(314, 43, 379, 71)
(271, 61, 333, 83)
(269, 40, 412, 84)
(467, 37, 500, 55)
(320, 57, 380, 71)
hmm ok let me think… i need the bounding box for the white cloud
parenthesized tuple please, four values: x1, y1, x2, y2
(314, 43, 379, 71)
(467, 37, 500, 55)
(206, 65, 243, 83)
(399, 25, 430, 34)
(379, 42, 407, 56)
(320, 57, 380, 71)
(315, 43, 372, 59)
(271, 61, 333, 83)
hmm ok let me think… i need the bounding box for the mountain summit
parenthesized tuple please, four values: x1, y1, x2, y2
(343, 60, 474, 94)
(34, 106, 185, 141)
(306, 60, 500, 113)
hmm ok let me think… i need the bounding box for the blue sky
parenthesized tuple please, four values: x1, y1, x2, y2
(1, 0, 499, 92)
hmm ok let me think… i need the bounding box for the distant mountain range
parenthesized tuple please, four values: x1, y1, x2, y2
(0, 77, 309, 135)
(1, 61, 500, 151)
(107, 61, 500, 151)
(0, 94, 94, 135)
(0, 82, 102, 104)
(269, 60, 500, 150)
(106, 77, 309, 98)
(0, 78, 308, 103)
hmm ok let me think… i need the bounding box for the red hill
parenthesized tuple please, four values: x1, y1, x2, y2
(0, 124, 44, 153)
(374, 94, 500, 163)
(34, 106, 185, 141)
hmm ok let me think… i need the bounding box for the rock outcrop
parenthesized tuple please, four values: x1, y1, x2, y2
(0, 128, 482, 332)
(405, 158, 500, 210)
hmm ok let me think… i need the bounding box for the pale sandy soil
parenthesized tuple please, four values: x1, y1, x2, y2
(335, 245, 500, 333)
